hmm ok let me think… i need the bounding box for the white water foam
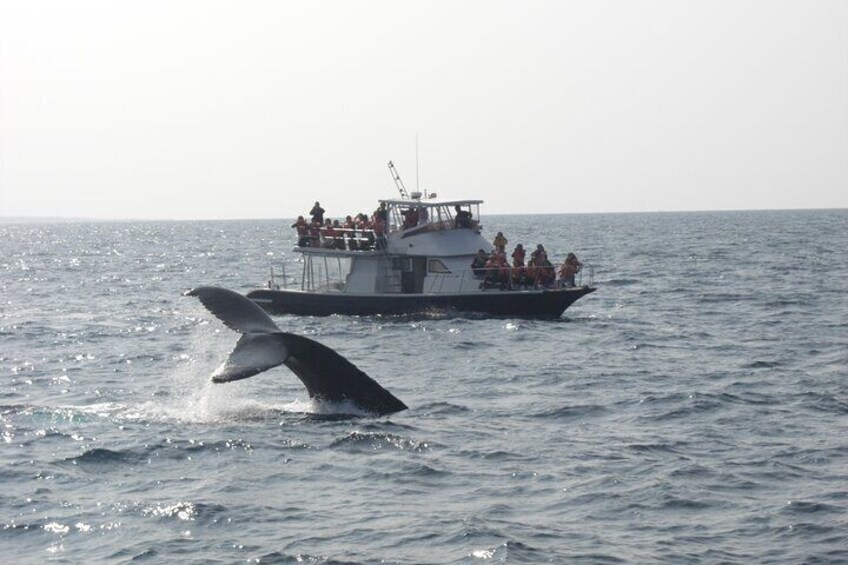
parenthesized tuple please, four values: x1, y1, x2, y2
(118, 320, 376, 423)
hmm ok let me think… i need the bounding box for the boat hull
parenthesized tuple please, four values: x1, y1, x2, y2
(246, 286, 596, 318)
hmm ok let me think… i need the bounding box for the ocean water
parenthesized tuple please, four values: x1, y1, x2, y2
(1, 210, 846, 564)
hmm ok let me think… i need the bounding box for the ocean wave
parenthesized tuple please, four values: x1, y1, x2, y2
(792, 392, 848, 415)
(60, 436, 263, 467)
(330, 431, 431, 453)
(64, 447, 149, 466)
(697, 292, 756, 303)
(658, 494, 714, 511)
(247, 551, 345, 564)
(416, 402, 470, 416)
(455, 448, 526, 462)
(781, 500, 844, 515)
(602, 278, 641, 287)
(647, 392, 754, 420)
(140, 501, 229, 525)
(468, 540, 551, 562)
(530, 404, 609, 420)
(742, 360, 782, 369)
(627, 442, 690, 456)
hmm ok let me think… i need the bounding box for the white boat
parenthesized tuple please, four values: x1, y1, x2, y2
(247, 185, 595, 318)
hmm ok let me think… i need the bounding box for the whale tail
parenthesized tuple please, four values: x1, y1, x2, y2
(186, 286, 407, 416)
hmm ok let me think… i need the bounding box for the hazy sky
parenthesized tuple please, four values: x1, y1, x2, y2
(1, 1, 846, 219)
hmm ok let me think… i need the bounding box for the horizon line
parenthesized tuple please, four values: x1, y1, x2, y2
(1, 205, 846, 224)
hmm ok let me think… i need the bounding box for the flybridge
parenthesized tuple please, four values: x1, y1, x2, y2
(383, 160, 482, 229)
(380, 199, 482, 236)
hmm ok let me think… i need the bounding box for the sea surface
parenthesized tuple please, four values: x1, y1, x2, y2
(1, 210, 846, 564)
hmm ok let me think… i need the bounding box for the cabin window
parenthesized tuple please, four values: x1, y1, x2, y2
(427, 259, 451, 273)
(392, 257, 411, 271)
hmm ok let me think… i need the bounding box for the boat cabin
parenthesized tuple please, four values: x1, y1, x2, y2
(278, 198, 494, 295)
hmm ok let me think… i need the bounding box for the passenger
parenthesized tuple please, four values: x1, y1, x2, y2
(559, 252, 583, 287)
(530, 244, 547, 266)
(454, 205, 472, 228)
(495, 250, 511, 286)
(373, 213, 387, 250)
(493, 232, 508, 253)
(308, 220, 321, 248)
(332, 220, 345, 249)
(529, 244, 554, 287)
(357, 214, 374, 250)
(374, 202, 388, 224)
(291, 216, 309, 248)
(402, 208, 418, 229)
(471, 249, 488, 276)
(343, 215, 358, 250)
(310, 201, 325, 224)
(511, 244, 525, 266)
(321, 219, 336, 248)
(482, 251, 510, 289)
(541, 261, 555, 287)
(482, 253, 499, 287)
(511, 244, 528, 288)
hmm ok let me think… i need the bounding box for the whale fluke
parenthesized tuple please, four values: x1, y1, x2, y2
(187, 286, 281, 334)
(186, 286, 407, 415)
(272, 332, 408, 415)
(210, 333, 291, 383)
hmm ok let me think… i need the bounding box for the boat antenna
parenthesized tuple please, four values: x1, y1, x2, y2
(387, 161, 409, 199)
(415, 133, 420, 196)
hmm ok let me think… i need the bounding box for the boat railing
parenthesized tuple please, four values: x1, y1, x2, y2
(271, 260, 593, 294)
(266, 265, 281, 290)
(298, 221, 485, 252)
(298, 227, 386, 252)
(426, 263, 594, 293)
(584, 264, 594, 286)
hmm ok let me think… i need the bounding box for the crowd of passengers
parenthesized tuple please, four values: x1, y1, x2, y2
(291, 202, 476, 250)
(291, 201, 389, 251)
(471, 231, 584, 289)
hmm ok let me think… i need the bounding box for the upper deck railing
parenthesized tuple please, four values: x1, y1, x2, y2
(297, 198, 482, 249)
(302, 227, 382, 252)
(298, 219, 481, 252)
